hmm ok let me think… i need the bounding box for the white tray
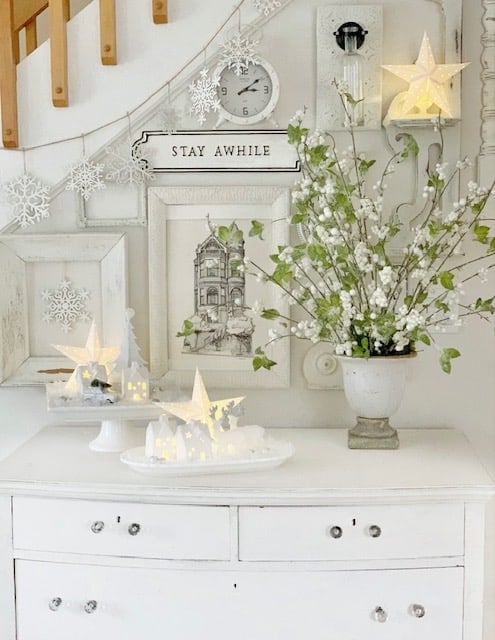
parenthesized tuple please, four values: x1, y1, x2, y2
(120, 440, 295, 477)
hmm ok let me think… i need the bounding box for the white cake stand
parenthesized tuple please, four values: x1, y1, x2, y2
(46, 384, 163, 452)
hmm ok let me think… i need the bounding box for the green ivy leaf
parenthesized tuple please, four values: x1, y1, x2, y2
(440, 347, 461, 374)
(261, 308, 280, 320)
(176, 319, 195, 338)
(439, 271, 454, 290)
(400, 133, 419, 159)
(249, 220, 264, 239)
(252, 348, 277, 371)
(474, 224, 490, 244)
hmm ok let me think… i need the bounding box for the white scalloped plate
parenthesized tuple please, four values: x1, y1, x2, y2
(120, 440, 295, 477)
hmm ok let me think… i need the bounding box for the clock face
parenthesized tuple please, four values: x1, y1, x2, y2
(216, 60, 279, 125)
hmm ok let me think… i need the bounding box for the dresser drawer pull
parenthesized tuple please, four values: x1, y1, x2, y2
(128, 523, 141, 536)
(91, 521, 105, 534)
(368, 524, 382, 538)
(373, 606, 388, 623)
(49, 597, 62, 612)
(328, 525, 343, 539)
(411, 603, 426, 618)
(84, 600, 98, 614)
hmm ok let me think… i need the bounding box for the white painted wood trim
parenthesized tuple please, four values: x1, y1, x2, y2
(464, 502, 487, 640)
(0, 496, 15, 640)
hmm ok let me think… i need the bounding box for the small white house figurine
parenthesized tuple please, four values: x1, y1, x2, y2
(122, 361, 149, 402)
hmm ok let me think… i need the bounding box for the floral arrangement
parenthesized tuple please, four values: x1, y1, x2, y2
(248, 86, 495, 373)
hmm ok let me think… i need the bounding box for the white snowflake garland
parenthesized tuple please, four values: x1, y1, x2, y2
(253, 0, 281, 16)
(220, 33, 259, 76)
(65, 157, 106, 201)
(158, 105, 182, 134)
(188, 67, 221, 125)
(41, 279, 91, 333)
(4, 173, 50, 228)
(105, 140, 155, 185)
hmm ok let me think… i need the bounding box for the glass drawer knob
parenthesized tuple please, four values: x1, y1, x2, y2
(368, 524, 382, 538)
(374, 606, 388, 623)
(91, 521, 105, 534)
(84, 600, 98, 614)
(49, 597, 62, 611)
(411, 604, 426, 618)
(128, 522, 141, 536)
(329, 525, 343, 539)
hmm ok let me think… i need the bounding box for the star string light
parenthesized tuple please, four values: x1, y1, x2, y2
(52, 319, 120, 371)
(382, 32, 468, 117)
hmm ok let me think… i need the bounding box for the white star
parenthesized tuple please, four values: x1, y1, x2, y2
(382, 33, 468, 117)
(51, 319, 119, 369)
(159, 368, 244, 435)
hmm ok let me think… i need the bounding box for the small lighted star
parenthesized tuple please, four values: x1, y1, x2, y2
(382, 32, 468, 117)
(159, 368, 244, 434)
(51, 319, 120, 370)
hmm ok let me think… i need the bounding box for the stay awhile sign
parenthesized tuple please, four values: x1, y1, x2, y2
(133, 130, 300, 173)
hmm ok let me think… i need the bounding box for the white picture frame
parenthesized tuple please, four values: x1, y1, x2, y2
(0, 233, 127, 386)
(148, 186, 290, 389)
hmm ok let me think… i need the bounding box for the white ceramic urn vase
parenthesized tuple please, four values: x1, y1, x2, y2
(337, 354, 415, 450)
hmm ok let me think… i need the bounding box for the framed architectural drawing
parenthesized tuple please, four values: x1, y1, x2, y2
(148, 186, 290, 389)
(0, 233, 127, 386)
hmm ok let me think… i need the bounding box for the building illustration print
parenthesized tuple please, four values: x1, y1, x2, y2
(181, 221, 254, 357)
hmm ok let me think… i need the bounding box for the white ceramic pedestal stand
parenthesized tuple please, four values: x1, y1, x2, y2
(46, 391, 164, 452)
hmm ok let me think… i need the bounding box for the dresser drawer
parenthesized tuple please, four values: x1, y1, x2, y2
(15, 560, 463, 640)
(13, 497, 230, 560)
(238, 503, 464, 561)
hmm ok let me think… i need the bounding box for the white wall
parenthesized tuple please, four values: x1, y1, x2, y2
(0, 0, 493, 634)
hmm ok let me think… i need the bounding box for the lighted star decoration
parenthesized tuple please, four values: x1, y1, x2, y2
(159, 368, 244, 435)
(382, 33, 468, 117)
(51, 319, 120, 372)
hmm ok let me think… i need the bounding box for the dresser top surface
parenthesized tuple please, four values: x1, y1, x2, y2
(0, 426, 492, 503)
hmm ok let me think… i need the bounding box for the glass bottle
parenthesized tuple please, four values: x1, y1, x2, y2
(342, 25, 364, 127)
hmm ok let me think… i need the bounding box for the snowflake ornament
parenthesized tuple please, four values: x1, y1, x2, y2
(41, 279, 91, 333)
(158, 104, 181, 134)
(65, 157, 106, 201)
(105, 140, 155, 185)
(253, 0, 281, 16)
(220, 33, 260, 76)
(4, 173, 50, 228)
(188, 67, 221, 126)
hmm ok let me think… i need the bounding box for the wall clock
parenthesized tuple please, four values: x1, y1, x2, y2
(214, 57, 280, 127)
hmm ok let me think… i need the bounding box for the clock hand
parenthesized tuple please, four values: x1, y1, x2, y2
(237, 78, 260, 95)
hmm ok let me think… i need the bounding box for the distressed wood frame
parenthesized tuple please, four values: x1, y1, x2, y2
(148, 185, 290, 389)
(0, 233, 127, 386)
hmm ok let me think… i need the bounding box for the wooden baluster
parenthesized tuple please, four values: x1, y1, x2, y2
(49, 0, 68, 107)
(99, 0, 117, 65)
(25, 19, 38, 56)
(152, 0, 168, 24)
(0, 0, 19, 147)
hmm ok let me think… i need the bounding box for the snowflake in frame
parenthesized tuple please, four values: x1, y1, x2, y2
(66, 157, 106, 201)
(4, 173, 50, 229)
(41, 279, 91, 334)
(188, 67, 221, 126)
(220, 32, 260, 76)
(105, 140, 155, 185)
(158, 104, 182, 134)
(253, 0, 281, 16)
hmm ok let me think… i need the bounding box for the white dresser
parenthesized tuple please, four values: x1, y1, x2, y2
(0, 426, 493, 640)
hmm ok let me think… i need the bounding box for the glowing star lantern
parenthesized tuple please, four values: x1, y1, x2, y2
(159, 368, 244, 438)
(52, 320, 120, 394)
(382, 32, 468, 118)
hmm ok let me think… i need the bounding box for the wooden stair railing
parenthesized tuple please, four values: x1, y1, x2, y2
(0, 0, 168, 148)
